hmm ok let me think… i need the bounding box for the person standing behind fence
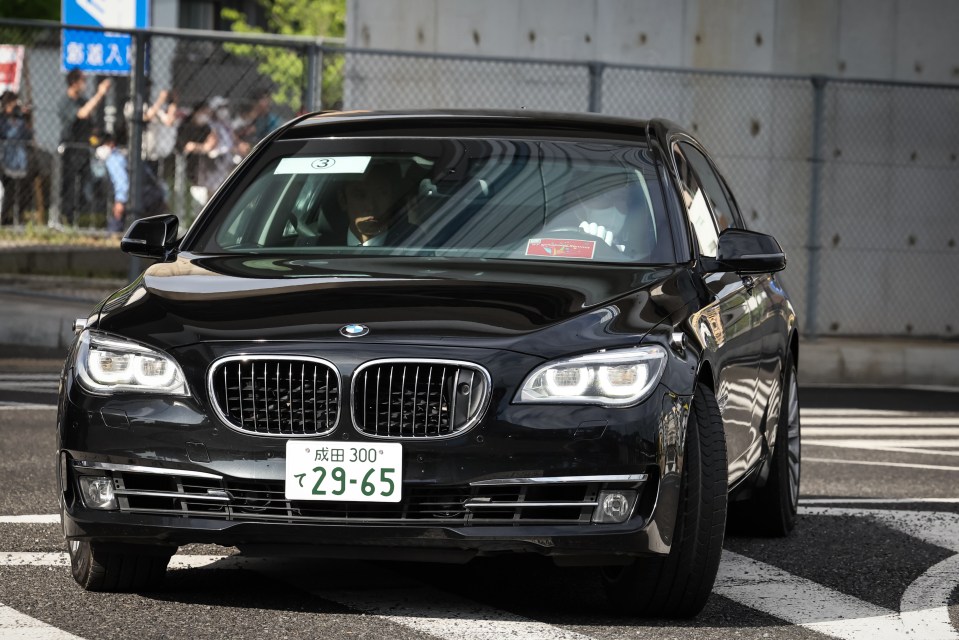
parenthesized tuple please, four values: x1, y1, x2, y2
(141, 88, 179, 178)
(0, 91, 32, 225)
(176, 101, 218, 216)
(100, 130, 167, 235)
(204, 96, 239, 197)
(59, 69, 111, 225)
(237, 89, 281, 146)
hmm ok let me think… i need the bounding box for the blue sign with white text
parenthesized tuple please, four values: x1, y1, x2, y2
(62, 0, 150, 75)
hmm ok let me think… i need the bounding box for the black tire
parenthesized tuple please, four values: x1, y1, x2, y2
(601, 382, 728, 618)
(743, 353, 801, 536)
(68, 538, 173, 592)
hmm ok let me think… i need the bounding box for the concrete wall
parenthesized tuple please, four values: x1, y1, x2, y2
(343, 0, 959, 338)
(347, 0, 959, 85)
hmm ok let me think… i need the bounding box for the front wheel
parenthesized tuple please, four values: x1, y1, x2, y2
(67, 537, 174, 592)
(601, 382, 728, 618)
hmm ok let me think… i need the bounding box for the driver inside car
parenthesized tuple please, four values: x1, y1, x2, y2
(338, 163, 418, 246)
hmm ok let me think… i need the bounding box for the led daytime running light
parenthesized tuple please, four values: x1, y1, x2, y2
(76, 331, 188, 396)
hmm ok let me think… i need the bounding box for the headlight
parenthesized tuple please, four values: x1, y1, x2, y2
(516, 346, 667, 406)
(75, 331, 188, 395)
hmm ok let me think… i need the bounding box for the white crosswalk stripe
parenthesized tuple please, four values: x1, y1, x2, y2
(1, 507, 957, 640)
(0, 373, 59, 407)
(802, 408, 959, 461)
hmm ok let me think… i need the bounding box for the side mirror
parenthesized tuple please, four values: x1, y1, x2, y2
(120, 214, 179, 261)
(711, 228, 786, 274)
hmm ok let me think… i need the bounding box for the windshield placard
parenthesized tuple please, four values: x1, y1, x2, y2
(274, 156, 372, 175)
(526, 238, 596, 259)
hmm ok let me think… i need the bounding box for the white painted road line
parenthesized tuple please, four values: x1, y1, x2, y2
(801, 506, 959, 640)
(803, 417, 959, 426)
(901, 554, 959, 640)
(801, 497, 959, 505)
(0, 552, 235, 570)
(717, 549, 959, 640)
(0, 404, 57, 411)
(716, 550, 908, 640)
(0, 515, 60, 524)
(806, 439, 959, 448)
(804, 427, 959, 436)
(805, 442, 959, 457)
(0, 601, 86, 639)
(253, 558, 597, 640)
(801, 409, 919, 417)
(803, 457, 959, 472)
(0, 552, 597, 640)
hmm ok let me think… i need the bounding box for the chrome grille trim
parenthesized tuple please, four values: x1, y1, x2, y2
(464, 501, 599, 509)
(207, 355, 341, 438)
(72, 461, 223, 480)
(471, 474, 648, 486)
(350, 359, 492, 440)
(114, 489, 231, 502)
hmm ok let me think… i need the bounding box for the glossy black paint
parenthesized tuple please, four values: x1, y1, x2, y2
(712, 228, 787, 275)
(59, 110, 798, 563)
(121, 213, 179, 261)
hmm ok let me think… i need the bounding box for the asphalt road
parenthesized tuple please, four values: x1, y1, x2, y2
(0, 365, 957, 640)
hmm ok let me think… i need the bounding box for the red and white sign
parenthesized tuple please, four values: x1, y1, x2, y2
(0, 46, 24, 93)
(526, 238, 596, 259)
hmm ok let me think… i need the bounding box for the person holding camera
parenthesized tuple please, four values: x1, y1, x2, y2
(0, 90, 32, 225)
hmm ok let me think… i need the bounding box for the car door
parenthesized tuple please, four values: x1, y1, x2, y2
(672, 140, 765, 484)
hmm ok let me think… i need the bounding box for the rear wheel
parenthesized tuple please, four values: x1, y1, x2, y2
(746, 353, 801, 536)
(68, 538, 174, 592)
(601, 382, 728, 618)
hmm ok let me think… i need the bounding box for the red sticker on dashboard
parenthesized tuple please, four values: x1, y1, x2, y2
(525, 238, 596, 259)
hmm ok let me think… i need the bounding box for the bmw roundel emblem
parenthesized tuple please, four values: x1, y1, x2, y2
(340, 324, 370, 338)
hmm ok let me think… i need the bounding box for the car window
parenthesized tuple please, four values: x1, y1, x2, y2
(673, 143, 719, 257)
(677, 142, 736, 234)
(187, 137, 676, 265)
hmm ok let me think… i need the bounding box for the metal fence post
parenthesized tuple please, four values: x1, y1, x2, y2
(128, 29, 148, 281)
(588, 62, 604, 113)
(804, 76, 827, 338)
(305, 42, 320, 112)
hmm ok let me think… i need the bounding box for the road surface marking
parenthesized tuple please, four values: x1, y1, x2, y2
(802, 506, 959, 639)
(0, 552, 595, 640)
(0, 601, 85, 639)
(0, 515, 60, 524)
(802, 497, 959, 505)
(0, 404, 57, 411)
(803, 457, 959, 471)
(718, 549, 958, 640)
(806, 439, 959, 448)
(804, 427, 959, 436)
(254, 557, 597, 640)
(803, 417, 959, 426)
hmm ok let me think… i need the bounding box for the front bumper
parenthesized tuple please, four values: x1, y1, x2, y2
(57, 345, 691, 563)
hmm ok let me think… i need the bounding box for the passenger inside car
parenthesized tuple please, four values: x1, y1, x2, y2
(545, 171, 660, 260)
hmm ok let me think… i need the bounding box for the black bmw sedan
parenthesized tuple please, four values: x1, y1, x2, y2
(58, 110, 800, 618)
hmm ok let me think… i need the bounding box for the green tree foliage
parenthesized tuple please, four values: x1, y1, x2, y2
(0, 0, 60, 44)
(221, 0, 345, 111)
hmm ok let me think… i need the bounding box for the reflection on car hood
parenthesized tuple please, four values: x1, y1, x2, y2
(95, 254, 697, 357)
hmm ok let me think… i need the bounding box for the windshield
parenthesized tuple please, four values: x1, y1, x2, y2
(187, 137, 675, 264)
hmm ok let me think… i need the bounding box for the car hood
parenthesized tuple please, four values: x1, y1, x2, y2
(95, 254, 697, 358)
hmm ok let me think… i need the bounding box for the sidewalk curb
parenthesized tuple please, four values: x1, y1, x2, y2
(800, 338, 959, 389)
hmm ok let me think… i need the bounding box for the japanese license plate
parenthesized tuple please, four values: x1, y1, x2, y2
(284, 441, 403, 502)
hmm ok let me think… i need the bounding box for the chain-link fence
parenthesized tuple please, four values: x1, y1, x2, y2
(1, 20, 957, 338)
(0, 20, 324, 233)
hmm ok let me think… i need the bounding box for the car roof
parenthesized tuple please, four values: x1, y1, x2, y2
(282, 109, 682, 143)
